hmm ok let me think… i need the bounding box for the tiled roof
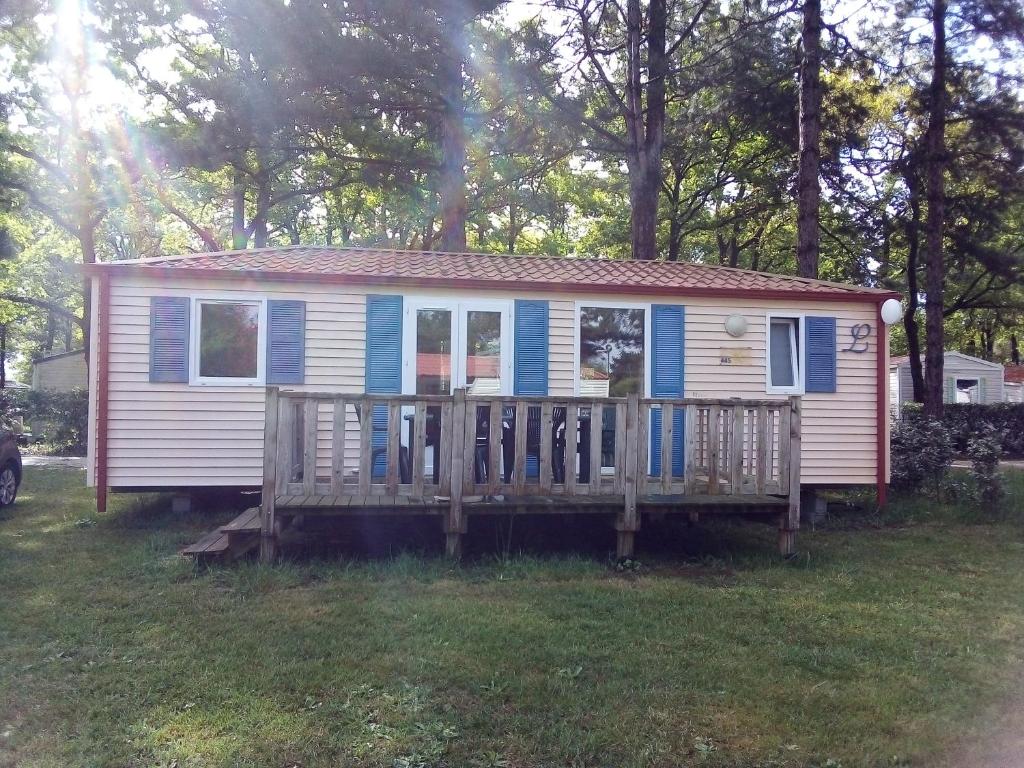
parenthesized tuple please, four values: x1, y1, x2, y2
(87, 245, 897, 301)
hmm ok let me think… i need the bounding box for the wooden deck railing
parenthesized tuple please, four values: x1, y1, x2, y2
(260, 388, 801, 558)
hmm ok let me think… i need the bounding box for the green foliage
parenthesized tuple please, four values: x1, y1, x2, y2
(0, 388, 88, 454)
(967, 423, 1004, 506)
(890, 417, 954, 495)
(905, 403, 1024, 457)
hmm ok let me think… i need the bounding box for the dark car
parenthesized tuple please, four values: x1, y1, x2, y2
(0, 430, 22, 506)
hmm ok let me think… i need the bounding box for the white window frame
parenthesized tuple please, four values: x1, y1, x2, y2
(573, 301, 652, 398)
(955, 377, 981, 403)
(401, 296, 514, 396)
(190, 296, 267, 386)
(765, 313, 805, 395)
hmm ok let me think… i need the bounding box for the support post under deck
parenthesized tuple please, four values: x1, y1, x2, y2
(445, 388, 468, 559)
(616, 393, 641, 559)
(779, 395, 802, 557)
(260, 387, 280, 562)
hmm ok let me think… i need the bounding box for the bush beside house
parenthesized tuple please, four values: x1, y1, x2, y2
(903, 402, 1024, 458)
(0, 388, 88, 455)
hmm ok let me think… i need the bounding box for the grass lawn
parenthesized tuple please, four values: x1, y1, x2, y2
(2, 469, 1024, 767)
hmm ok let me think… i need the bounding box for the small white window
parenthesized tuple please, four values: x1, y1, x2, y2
(193, 299, 264, 384)
(955, 378, 980, 403)
(767, 316, 803, 394)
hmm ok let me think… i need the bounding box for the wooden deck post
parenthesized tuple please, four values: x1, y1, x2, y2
(446, 388, 468, 558)
(616, 393, 640, 559)
(260, 387, 280, 562)
(779, 396, 802, 557)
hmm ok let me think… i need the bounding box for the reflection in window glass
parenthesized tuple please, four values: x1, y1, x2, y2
(769, 318, 798, 388)
(415, 309, 452, 395)
(199, 302, 259, 379)
(465, 310, 501, 395)
(579, 307, 645, 397)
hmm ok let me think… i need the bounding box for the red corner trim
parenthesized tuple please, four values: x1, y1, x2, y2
(96, 273, 110, 514)
(876, 301, 888, 508)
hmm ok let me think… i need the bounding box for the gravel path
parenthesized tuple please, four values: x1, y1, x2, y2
(20, 455, 85, 469)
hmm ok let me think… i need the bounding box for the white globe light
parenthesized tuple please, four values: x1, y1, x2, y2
(880, 298, 904, 325)
(724, 314, 748, 337)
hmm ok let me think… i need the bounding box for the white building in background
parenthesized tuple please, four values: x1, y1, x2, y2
(32, 349, 88, 392)
(889, 351, 1006, 414)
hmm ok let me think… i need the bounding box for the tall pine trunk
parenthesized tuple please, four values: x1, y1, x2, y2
(625, 0, 667, 261)
(796, 0, 822, 279)
(902, 159, 926, 401)
(923, 0, 947, 418)
(438, 11, 468, 252)
(232, 170, 247, 249)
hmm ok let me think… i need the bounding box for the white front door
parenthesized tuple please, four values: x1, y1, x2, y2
(402, 299, 513, 396)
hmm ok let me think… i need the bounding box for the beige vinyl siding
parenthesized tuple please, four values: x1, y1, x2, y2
(92, 275, 885, 489)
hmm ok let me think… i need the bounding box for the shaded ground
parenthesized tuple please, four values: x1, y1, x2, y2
(2, 467, 1024, 767)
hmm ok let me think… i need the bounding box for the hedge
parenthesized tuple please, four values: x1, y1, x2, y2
(903, 402, 1024, 458)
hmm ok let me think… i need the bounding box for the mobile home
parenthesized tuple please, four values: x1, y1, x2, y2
(84, 246, 898, 558)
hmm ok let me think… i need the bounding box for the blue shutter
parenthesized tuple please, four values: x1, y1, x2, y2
(149, 297, 189, 383)
(650, 305, 685, 479)
(514, 300, 549, 396)
(514, 300, 549, 478)
(805, 316, 837, 393)
(365, 295, 403, 478)
(365, 295, 403, 394)
(266, 300, 305, 384)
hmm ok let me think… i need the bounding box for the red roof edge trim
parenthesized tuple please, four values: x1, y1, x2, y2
(81, 263, 901, 303)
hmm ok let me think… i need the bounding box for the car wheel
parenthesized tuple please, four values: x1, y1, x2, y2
(0, 464, 18, 506)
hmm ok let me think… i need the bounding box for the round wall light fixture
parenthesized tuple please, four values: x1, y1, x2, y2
(724, 314, 748, 338)
(880, 298, 904, 325)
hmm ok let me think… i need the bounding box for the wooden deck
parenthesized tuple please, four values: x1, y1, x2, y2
(257, 389, 802, 560)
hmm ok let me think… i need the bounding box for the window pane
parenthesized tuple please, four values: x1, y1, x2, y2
(199, 302, 259, 379)
(956, 378, 979, 403)
(466, 310, 501, 395)
(415, 309, 452, 395)
(769, 319, 796, 387)
(579, 307, 645, 397)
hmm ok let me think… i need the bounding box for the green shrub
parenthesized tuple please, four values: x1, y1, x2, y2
(967, 423, 1004, 505)
(891, 417, 954, 496)
(903, 402, 1024, 457)
(0, 388, 89, 454)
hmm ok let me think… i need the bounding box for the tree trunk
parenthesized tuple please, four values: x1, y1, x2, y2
(232, 169, 247, 249)
(0, 326, 7, 390)
(251, 176, 271, 248)
(903, 161, 925, 402)
(438, 11, 468, 252)
(1012, 333, 1019, 365)
(44, 311, 55, 354)
(624, 0, 667, 261)
(667, 214, 682, 262)
(507, 198, 517, 254)
(796, 0, 822, 279)
(79, 225, 96, 368)
(628, 159, 661, 261)
(922, 0, 947, 419)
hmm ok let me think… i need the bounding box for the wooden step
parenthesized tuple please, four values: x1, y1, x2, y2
(181, 529, 230, 556)
(221, 506, 261, 533)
